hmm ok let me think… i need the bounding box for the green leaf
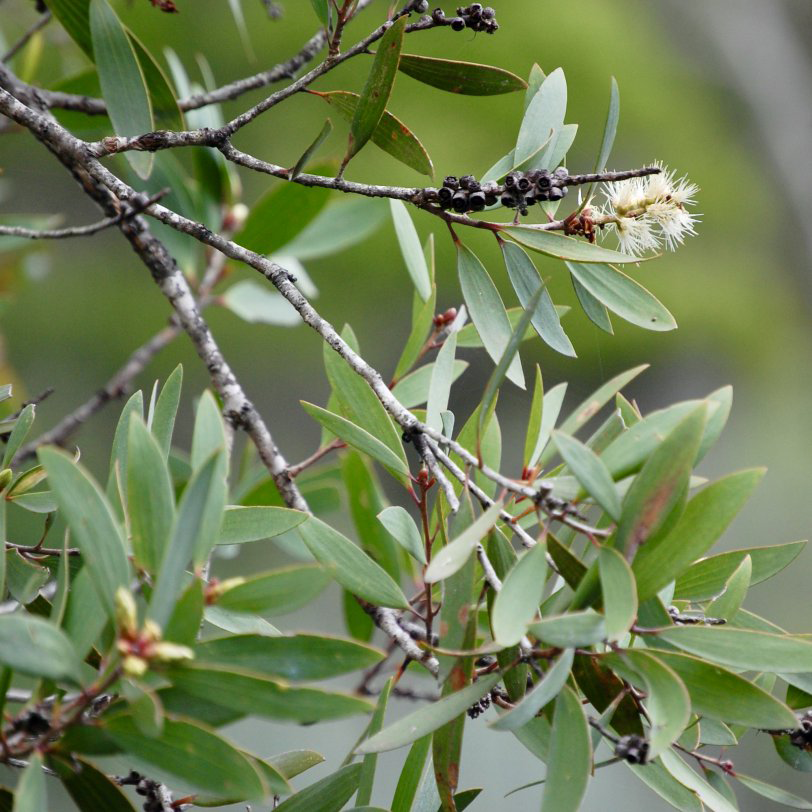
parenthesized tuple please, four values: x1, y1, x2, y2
(297, 516, 410, 609)
(674, 540, 805, 602)
(148, 450, 225, 628)
(735, 774, 812, 809)
(659, 751, 738, 812)
(357, 678, 393, 806)
(235, 180, 331, 257)
(129, 33, 183, 132)
(627, 760, 703, 812)
(345, 17, 406, 164)
(633, 469, 765, 601)
(523, 366, 544, 467)
(391, 360, 468, 410)
(104, 714, 266, 799)
(276, 764, 362, 812)
(515, 67, 566, 166)
(216, 564, 332, 614)
(219, 506, 307, 545)
(2, 404, 34, 467)
(357, 673, 500, 754)
(222, 280, 303, 327)
(504, 226, 639, 263)
(391, 735, 432, 812)
(199, 631, 386, 681)
(378, 506, 426, 564)
(457, 243, 524, 388)
(57, 757, 139, 811)
(190, 390, 227, 471)
(308, 0, 328, 27)
(490, 649, 574, 731)
(13, 753, 46, 812)
(90, 0, 154, 179)
(150, 364, 182, 459)
(528, 381, 567, 467)
(166, 663, 373, 722)
(301, 402, 409, 481)
(291, 118, 334, 180)
(530, 611, 606, 647)
(127, 415, 175, 574)
(566, 261, 676, 330)
(541, 686, 591, 812)
(707, 554, 751, 621)
(426, 329, 457, 433)
(279, 197, 389, 259)
(0, 615, 84, 684)
(609, 650, 690, 758)
(595, 77, 620, 172)
(107, 389, 143, 506)
(501, 241, 575, 356)
(491, 543, 547, 646)
(653, 651, 798, 729)
(4, 550, 48, 605)
(39, 447, 129, 617)
(555, 432, 621, 520)
(573, 275, 613, 332)
(396, 53, 526, 95)
(424, 501, 504, 583)
(390, 200, 431, 301)
(598, 546, 638, 640)
(614, 406, 706, 558)
(48, 0, 92, 55)
(268, 750, 325, 781)
(659, 627, 812, 673)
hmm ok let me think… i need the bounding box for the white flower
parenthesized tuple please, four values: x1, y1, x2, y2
(598, 163, 700, 256)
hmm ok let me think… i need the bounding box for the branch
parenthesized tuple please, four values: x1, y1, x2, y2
(1, 12, 52, 64)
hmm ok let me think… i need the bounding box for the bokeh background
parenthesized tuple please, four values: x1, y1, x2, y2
(2, 0, 812, 808)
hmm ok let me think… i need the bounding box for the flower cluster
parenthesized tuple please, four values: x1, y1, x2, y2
(598, 163, 699, 256)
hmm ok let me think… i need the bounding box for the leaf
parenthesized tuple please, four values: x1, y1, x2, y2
(554, 432, 621, 520)
(491, 543, 547, 646)
(706, 554, 751, 621)
(2, 404, 34, 467)
(48, 0, 93, 55)
(527, 381, 567, 467)
(357, 678, 393, 806)
(504, 226, 639, 264)
(219, 506, 307, 545)
(567, 261, 676, 330)
(595, 77, 620, 173)
(223, 280, 301, 326)
(529, 611, 606, 647)
(490, 649, 574, 731)
(148, 450, 225, 628)
(457, 243, 524, 388)
(203, 606, 280, 637)
(129, 33, 183, 132)
(127, 415, 175, 574)
(90, 0, 154, 179)
(390, 200, 431, 301)
(391, 360, 468, 410)
(151, 364, 182, 459)
(736, 774, 812, 809)
(103, 715, 266, 799)
(541, 686, 591, 812)
(276, 764, 362, 812)
(598, 546, 638, 640)
(424, 502, 504, 583)
(627, 760, 703, 812)
(396, 53, 526, 95)
(0, 615, 84, 684)
(39, 447, 129, 617)
(501, 241, 575, 357)
(4, 551, 48, 605)
(235, 180, 331, 257)
(674, 540, 805, 602)
(653, 651, 798, 729)
(291, 119, 333, 180)
(614, 406, 706, 558)
(659, 751, 738, 812)
(308, 0, 328, 27)
(268, 750, 325, 781)
(357, 673, 501, 754)
(378, 506, 426, 564)
(13, 753, 46, 812)
(572, 275, 613, 332)
(297, 516, 410, 609)
(391, 735, 432, 812)
(301, 402, 409, 481)
(633, 469, 766, 601)
(190, 389, 227, 471)
(609, 650, 690, 759)
(426, 329, 457, 433)
(345, 17, 406, 163)
(216, 564, 332, 614)
(107, 389, 143, 506)
(166, 663, 373, 723)
(515, 67, 566, 166)
(660, 627, 812, 673)
(58, 757, 139, 811)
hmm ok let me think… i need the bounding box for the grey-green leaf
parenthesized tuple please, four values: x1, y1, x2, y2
(598, 546, 638, 640)
(491, 543, 547, 646)
(219, 506, 308, 545)
(276, 764, 362, 812)
(377, 506, 426, 565)
(504, 226, 639, 264)
(390, 200, 431, 301)
(554, 431, 621, 520)
(0, 614, 85, 685)
(2, 403, 34, 467)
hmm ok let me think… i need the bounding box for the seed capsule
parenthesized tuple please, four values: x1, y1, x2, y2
(451, 16, 466, 30)
(443, 175, 459, 190)
(549, 186, 565, 201)
(504, 172, 518, 189)
(459, 174, 476, 190)
(452, 190, 469, 212)
(468, 190, 486, 211)
(438, 186, 454, 206)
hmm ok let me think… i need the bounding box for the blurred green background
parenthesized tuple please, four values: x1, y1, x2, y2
(2, 0, 812, 808)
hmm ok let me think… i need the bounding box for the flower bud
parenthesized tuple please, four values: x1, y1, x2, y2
(115, 587, 138, 636)
(151, 641, 194, 663)
(0, 468, 13, 494)
(122, 655, 148, 678)
(143, 619, 163, 643)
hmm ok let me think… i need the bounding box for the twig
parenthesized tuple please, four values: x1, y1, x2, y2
(361, 603, 440, 677)
(288, 437, 345, 478)
(1, 12, 52, 64)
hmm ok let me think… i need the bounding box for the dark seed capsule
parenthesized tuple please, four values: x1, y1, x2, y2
(451, 16, 466, 30)
(517, 175, 531, 192)
(416, 0, 429, 11)
(468, 190, 486, 211)
(549, 186, 565, 201)
(553, 167, 568, 180)
(482, 6, 495, 18)
(438, 186, 454, 205)
(536, 170, 552, 190)
(432, 7, 445, 21)
(452, 190, 470, 212)
(443, 175, 459, 190)
(459, 174, 476, 190)
(500, 193, 515, 208)
(535, 189, 550, 202)
(504, 172, 518, 189)
(484, 193, 498, 206)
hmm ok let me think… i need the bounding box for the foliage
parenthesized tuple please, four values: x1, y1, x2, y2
(0, 2, 810, 811)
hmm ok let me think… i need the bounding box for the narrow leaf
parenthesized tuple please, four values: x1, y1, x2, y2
(291, 119, 333, 180)
(530, 611, 606, 647)
(216, 565, 332, 615)
(426, 330, 457, 433)
(504, 226, 639, 263)
(276, 764, 362, 812)
(2, 404, 34, 467)
(397, 54, 526, 95)
(378, 506, 426, 564)
(491, 543, 547, 646)
(554, 431, 621, 520)
(598, 546, 638, 640)
(390, 200, 431, 301)
(13, 753, 46, 812)
(151, 364, 182, 459)
(0, 615, 84, 685)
